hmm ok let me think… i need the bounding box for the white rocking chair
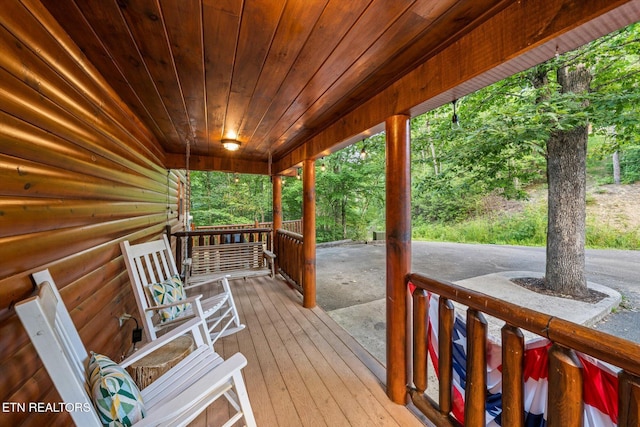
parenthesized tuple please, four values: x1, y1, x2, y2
(120, 235, 245, 346)
(16, 269, 256, 427)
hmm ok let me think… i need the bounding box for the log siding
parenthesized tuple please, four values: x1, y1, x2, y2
(0, 2, 183, 425)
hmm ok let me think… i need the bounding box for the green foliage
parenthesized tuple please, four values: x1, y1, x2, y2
(315, 134, 386, 242)
(414, 202, 639, 250)
(620, 146, 640, 183)
(586, 222, 640, 249)
(414, 203, 547, 245)
(189, 171, 272, 226)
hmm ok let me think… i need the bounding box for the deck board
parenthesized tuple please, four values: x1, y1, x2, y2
(191, 275, 425, 427)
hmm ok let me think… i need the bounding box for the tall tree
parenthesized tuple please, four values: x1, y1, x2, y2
(545, 64, 592, 296)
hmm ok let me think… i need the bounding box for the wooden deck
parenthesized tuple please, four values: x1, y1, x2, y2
(188, 275, 425, 427)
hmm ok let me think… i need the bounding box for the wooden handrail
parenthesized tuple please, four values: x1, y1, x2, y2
(276, 228, 303, 241)
(408, 272, 640, 427)
(275, 229, 303, 293)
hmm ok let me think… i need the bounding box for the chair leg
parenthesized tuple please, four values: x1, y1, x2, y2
(232, 371, 256, 427)
(221, 278, 243, 330)
(207, 306, 245, 346)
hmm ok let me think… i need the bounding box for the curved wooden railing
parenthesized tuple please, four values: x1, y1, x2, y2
(275, 229, 304, 293)
(408, 272, 640, 427)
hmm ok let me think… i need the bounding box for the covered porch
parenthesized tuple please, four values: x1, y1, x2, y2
(2, 0, 640, 426)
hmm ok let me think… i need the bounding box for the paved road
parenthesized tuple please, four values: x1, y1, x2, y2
(317, 241, 640, 345)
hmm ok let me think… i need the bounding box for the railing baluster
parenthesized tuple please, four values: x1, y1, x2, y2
(547, 344, 583, 426)
(501, 324, 524, 427)
(618, 371, 640, 426)
(413, 289, 428, 393)
(465, 309, 487, 427)
(438, 297, 454, 415)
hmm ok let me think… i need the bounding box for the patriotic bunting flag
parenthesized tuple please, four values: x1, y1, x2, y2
(422, 290, 619, 427)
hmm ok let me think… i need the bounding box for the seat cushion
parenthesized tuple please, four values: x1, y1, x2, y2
(148, 275, 192, 322)
(87, 352, 145, 426)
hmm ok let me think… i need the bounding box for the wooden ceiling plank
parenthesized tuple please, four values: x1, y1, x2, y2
(275, 0, 640, 172)
(222, 0, 287, 155)
(236, 0, 330, 158)
(265, 0, 446, 157)
(117, 0, 192, 152)
(248, 0, 373, 155)
(67, 0, 182, 148)
(160, 0, 207, 151)
(254, 0, 416, 156)
(202, 0, 242, 157)
(271, 0, 506, 158)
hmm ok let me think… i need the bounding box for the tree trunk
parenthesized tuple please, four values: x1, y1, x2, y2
(545, 64, 591, 296)
(613, 150, 621, 185)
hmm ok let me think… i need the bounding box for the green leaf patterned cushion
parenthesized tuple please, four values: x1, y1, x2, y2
(148, 275, 191, 322)
(87, 352, 145, 426)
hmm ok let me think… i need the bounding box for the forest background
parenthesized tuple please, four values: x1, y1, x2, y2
(189, 23, 640, 250)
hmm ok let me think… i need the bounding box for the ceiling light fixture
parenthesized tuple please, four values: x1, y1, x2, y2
(222, 139, 241, 151)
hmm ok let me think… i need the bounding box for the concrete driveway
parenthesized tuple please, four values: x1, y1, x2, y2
(316, 241, 640, 364)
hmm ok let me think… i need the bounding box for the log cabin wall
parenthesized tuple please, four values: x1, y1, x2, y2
(0, 2, 183, 425)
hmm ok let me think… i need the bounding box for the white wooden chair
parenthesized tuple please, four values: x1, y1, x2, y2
(120, 235, 245, 346)
(16, 269, 256, 427)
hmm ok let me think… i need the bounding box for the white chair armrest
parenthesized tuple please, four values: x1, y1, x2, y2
(134, 353, 248, 426)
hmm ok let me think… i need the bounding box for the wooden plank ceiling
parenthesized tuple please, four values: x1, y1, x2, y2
(40, 0, 510, 173)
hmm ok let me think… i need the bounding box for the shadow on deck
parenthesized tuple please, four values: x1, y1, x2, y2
(190, 275, 424, 427)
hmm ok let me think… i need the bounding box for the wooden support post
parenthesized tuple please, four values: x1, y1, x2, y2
(412, 289, 428, 393)
(619, 371, 640, 427)
(302, 159, 316, 308)
(465, 309, 487, 427)
(438, 297, 454, 415)
(272, 175, 282, 266)
(501, 324, 525, 427)
(385, 114, 411, 404)
(548, 344, 583, 426)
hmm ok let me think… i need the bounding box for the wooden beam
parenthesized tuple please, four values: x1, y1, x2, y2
(302, 159, 316, 308)
(385, 114, 411, 404)
(165, 153, 269, 174)
(272, 175, 282, 271)
(274, 0, 639, 173)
